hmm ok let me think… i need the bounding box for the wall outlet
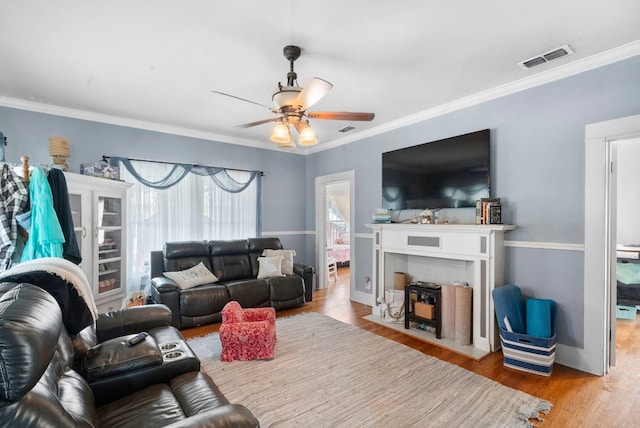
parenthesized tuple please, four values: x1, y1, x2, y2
(364, 276, 371, 290)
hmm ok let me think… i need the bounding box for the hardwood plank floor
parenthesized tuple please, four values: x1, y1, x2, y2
(182, 267, 640, 427)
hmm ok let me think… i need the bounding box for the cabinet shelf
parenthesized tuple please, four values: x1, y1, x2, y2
(98, 268, 120, 276)
(98, 256, 121, 264)
(97, 226, 122, 232)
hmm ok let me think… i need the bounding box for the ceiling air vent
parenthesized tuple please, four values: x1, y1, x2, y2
(337, 125, 356, 133)
(518, 44, 574, 69)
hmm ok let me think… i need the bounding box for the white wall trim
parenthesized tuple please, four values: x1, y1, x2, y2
(261, 230, 315, 236)
(355, 232, 373, 240)
(504, 241, 584, 251)
(2, 41, 639, 155)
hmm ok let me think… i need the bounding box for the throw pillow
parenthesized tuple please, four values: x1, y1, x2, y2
(262, 249, 296, 275)
(163, 262, 218, 290)
(257, 256, 284, 279)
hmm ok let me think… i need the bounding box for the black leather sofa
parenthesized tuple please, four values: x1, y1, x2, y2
(0, 282, 259, 427)
(150, 237, 314, 330)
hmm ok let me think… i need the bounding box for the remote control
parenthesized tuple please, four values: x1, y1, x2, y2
(127, 332, 149, 346)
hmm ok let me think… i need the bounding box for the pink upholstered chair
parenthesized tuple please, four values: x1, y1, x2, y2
(219, 301, 276, 361)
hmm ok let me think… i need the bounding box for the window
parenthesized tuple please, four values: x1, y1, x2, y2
(120, 160, 259, 293)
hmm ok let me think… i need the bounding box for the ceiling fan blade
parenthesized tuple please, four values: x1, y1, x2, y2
(294, 78, 333, 110)
(234, 117, 281, 129)
(212, 90, 274, 111)
(306, 111, 375, 121)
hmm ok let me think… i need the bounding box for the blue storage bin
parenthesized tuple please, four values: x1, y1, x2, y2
(616, 305, 637, 320)
(499, 326, 557, 376)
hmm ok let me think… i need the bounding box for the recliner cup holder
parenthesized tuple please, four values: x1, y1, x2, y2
(163, 351, 184, 360)
(159, 342, 179, 350)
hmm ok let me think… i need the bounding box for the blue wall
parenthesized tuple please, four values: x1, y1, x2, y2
(3, 55, 640, 352)
(306, 55, 640, 349)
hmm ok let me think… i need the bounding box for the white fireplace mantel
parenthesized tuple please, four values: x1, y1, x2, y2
(367, 223, 516, 354)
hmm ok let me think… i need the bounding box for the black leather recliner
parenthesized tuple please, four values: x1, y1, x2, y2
(73, 303, 201, 406)
(151, 237, 314, 329)
(0, 283, 259, 427)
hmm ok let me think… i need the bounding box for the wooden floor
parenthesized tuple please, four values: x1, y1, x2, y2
(182, 267, 640, 427)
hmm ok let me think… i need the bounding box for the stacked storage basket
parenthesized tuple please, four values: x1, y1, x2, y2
(492, 285, 557, 376)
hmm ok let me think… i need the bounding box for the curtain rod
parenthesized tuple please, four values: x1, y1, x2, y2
(102, 155, 264, 176)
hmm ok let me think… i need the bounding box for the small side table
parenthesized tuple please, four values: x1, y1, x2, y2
(405, 282, 442, 339)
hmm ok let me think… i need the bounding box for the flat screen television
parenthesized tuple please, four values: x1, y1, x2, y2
(382, 129, 490, 210)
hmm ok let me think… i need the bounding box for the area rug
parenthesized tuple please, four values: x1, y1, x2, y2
(187, 312, 551, 427)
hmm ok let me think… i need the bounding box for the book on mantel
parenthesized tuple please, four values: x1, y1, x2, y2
(372, 209, 391, 224)
(476, 198, 501, 224)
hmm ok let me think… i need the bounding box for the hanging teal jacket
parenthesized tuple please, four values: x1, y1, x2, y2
(21, 167, 65, 261)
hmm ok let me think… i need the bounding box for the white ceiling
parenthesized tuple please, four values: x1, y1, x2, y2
(2, 1, 640, 153)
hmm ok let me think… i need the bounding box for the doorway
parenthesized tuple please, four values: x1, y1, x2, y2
(611, 138, 640, 366)
(315, 171, 360, 304)
(584, 113, 640, 375)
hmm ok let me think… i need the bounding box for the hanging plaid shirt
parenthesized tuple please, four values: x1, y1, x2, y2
(0, 164, 30, 270)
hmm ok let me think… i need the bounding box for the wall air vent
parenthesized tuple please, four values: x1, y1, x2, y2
(337, 125, 356, 133)
(518, 44, 574, 69)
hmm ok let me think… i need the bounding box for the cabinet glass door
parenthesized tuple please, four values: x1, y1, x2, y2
(68, 190, 91, 280)
(69, 193, 83, 255)
(95, 196, 123, 298)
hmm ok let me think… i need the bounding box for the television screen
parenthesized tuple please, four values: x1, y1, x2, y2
(382, 129, 490, 210)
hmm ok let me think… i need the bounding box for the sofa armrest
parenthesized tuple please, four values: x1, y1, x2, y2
(152, 276, 179, 292)
(83, 334, 163, 382)
(96, 304, 172, 342)
(150, 249, 165, 280)
(294, 262, 315, 302)
(151, 277, 182, 329)
(163, 404, 259, 428)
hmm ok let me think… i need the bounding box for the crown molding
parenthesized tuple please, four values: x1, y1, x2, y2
(305, 39, 640, 154)
(0, 96, 295, 154)
(2, 40, 639, 156)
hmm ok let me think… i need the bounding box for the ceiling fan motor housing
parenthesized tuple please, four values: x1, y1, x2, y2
(272, 86, 301, 109)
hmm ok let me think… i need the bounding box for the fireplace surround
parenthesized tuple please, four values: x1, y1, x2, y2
(367, 223, 515, 354)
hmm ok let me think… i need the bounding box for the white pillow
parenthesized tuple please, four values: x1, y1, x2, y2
(262, 249, 296, 275)
(257, 256, 285, 279)
(163, 262, 218, 290)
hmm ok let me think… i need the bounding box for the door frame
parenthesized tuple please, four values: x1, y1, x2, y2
(315, 171, 363, 303)
(585, 113, 640, 375)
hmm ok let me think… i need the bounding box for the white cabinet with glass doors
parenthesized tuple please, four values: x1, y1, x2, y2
(64, 172, 132, 313)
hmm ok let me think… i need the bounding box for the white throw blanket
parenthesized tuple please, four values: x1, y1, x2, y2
(0, 257, 98, 321)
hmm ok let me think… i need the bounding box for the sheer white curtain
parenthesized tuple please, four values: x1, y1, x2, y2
(121, 161, 258, 294)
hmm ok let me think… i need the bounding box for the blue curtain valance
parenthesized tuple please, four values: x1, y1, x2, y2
(111, 157, 260, 193)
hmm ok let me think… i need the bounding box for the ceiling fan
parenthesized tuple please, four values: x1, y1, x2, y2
(212, 45, 375, 148)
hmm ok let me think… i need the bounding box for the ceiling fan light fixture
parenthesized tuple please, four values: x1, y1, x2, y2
(216, 45, 374, 146)
(298, 122, 319, 146)
(270, 122, 291, 144)
(278, 127, 295, 148)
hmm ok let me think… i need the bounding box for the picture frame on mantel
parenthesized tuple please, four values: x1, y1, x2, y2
(488, 205, 502, 224)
